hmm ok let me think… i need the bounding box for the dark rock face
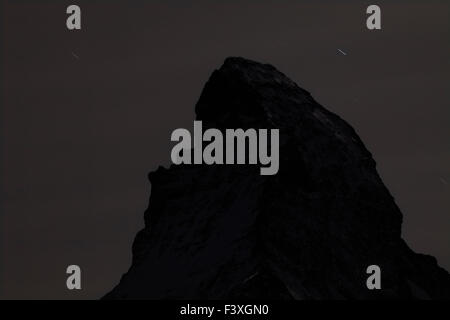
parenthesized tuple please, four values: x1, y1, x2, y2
(105, 57, 450, 299)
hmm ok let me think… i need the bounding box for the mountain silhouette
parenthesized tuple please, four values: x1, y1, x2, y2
(104, 57, 450, 299)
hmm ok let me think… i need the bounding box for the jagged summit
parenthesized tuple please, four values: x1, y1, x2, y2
(104, 57, 450, 299)
(196, 57, 311, 129)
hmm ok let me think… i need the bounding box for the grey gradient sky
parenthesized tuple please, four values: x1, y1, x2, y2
(1, 0, 449, 299)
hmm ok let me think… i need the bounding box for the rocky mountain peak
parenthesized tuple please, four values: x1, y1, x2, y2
(104, 57, 450, 299)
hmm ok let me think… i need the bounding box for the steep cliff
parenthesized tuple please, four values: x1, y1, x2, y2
(104, 57, 450, 299)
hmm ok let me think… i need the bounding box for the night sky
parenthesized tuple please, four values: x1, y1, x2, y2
(1, 0, 449, 299)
